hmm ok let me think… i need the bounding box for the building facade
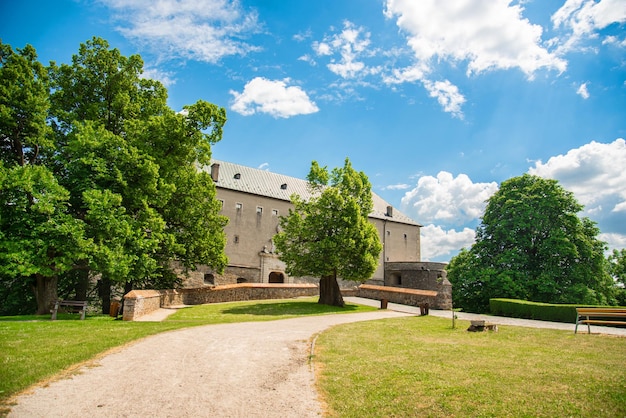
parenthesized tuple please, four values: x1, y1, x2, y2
(183, 160, 424, 288)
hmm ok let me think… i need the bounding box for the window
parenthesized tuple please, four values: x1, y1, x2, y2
(256, 206, 263, 214)
(234, 235, 239, 244)
(272, 209, 279, 216)
(235, 202, 242, 210)
(204, 273, 215, 285)
(218, 200, 224, 210)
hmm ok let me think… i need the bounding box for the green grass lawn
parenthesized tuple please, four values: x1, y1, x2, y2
(2, 299, 625, 417)
(315, 315, 626, 417)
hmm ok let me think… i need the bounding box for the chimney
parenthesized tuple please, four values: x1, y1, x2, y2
(386, 205, 393, 217)
(210, 163, 220, 182)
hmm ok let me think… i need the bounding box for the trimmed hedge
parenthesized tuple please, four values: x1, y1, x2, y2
(489, 299, 626, 324)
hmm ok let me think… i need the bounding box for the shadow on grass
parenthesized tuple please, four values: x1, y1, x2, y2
(221, 300, 363, 316)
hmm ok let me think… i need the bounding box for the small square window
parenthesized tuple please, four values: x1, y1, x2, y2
(272, 209, 279, 216)
(256, 206, 263, 214)
(235, 202, 242, 210)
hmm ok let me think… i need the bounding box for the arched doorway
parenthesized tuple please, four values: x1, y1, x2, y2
(268, 272, 285, 283)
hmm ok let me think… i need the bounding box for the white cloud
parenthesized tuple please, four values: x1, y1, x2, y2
(401, 171, 498, 225)
(529, 139, 626, 211)
(102, 0, 261, 63)
(528, 138, 626, 250)
(552, 0, 626, 52)
(423, 79, 466, 118)
(576, 82, 590, 99)
(312, 20, 378, 79)
(382, 0, 565, 117)
(420, 224, 476, 261)
(384, 0, 566, 77)
(382, 183, 411, 191)
(229, 77, 319, 118)
(141, 68, 176, 87)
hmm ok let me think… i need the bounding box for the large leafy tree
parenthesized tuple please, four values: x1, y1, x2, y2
(447, 174, 614, 313)
(274, 159, 382, 307)
(1, 38, 228, 314)
(0, 42, 87, 314)
(47, 37, 228, 311)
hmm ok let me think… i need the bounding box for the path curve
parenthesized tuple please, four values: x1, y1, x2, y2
(8, 309, 411, 418)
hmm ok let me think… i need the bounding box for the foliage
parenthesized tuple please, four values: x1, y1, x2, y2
(316, 316, 626, 417)
(0, 38, 228, 314)
(447, 174, 615, 313)
(488, 298, 624, 323)
(274, 158, 382, 306)
(608, 249, 626, 305)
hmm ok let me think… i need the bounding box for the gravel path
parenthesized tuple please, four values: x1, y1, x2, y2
(8, 309, 411, 418)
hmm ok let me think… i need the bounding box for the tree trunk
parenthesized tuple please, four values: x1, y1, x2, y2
(319, 273, 344, 307)
(99, 277, 111, 314)
(33, 274, 58, 315)
(74, 269, 90, 302)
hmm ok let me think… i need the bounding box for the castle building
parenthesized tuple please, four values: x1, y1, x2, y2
(184, 160, 426, 288)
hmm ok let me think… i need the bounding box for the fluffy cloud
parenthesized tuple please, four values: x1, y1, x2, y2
(382, 0, 566, 117)
(528, 138, 626, 248)
(576, 82, 590, 99)
(423, 80, 466, 118)
(230, 77, 319, 118)
(420, 225, 476, 261)
(401, 171, 498, 226)
(529, 139, 626, 212)
(384, 0, 566, 76)
(552, 0, 626, 51)
(141, 68, 176, 87)
(102, 0, 261, 63)
(312, 21, 378, 79)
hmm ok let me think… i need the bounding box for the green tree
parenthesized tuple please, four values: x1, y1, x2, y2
(608, 249, 626, 305)
(274, 159, 382, 307)
(447, 174, 614, 313)
(0, 42, 87, 314)
(47, 38, 228, 311)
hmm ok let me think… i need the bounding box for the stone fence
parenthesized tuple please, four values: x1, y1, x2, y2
(123, 282, 451, 321)
(123, 283, 318, 321)
(357, 284, 443, 309)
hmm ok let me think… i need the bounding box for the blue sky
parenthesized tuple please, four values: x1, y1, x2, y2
(3, 0, 625, 262)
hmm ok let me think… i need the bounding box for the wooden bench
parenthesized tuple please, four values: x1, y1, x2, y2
(575, 307, 626, 334)
(51, 300, 88, 320)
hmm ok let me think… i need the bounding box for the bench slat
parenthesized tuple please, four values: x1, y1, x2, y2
(574, 307, 626, 334)
(51, 300, 87, 320)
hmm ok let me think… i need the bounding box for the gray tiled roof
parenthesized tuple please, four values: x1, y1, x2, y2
(204, 160, 421, 227)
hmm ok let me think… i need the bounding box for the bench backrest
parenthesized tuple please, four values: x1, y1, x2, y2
(576, 308, 626, 316)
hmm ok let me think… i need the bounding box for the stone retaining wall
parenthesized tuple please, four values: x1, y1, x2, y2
(358, 284, 449, 309)
(123, 282, 451, 321)
(122, 290, 162, 321)
(123, 283, 319, 321)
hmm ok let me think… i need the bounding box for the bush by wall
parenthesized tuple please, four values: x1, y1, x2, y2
(488, 299, 625, 323)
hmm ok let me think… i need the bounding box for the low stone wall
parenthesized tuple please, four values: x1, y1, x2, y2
(357, 284, 448, 309)
(160, 283, 318, 307)
(124, 283, 319, 320)
(122, 290, 162, 321)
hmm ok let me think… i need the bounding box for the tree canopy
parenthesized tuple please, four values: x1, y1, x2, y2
(0, 38, 228, 314)
(274, 158, 382, 307)
(446, 174, 615, 313)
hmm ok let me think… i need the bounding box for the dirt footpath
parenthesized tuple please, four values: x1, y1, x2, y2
(8, 310, 411, 418)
